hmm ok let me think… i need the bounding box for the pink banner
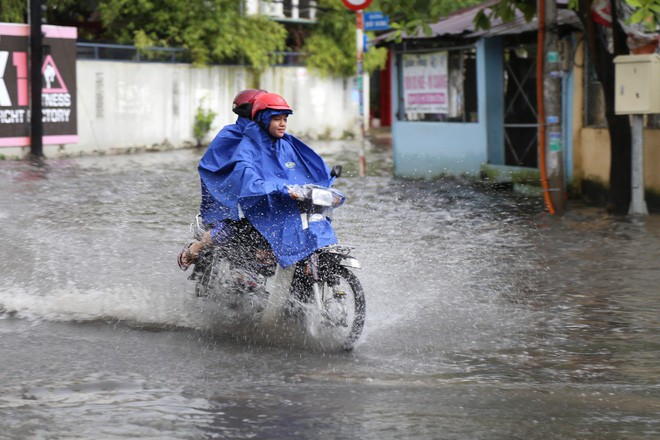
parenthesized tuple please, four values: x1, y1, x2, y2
(407, 93, 447, 105)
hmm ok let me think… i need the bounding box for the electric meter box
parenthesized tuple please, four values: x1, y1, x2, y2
(614, 54, 660, 114)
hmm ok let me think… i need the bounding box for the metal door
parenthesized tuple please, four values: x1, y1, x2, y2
(503, 45, 538, 168)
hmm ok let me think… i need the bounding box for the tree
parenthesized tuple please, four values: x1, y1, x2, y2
(377, 0, 482, 38)
(571, 0, 632, 213)
(2, 0, 287, 76)
(98, 0, 288, 74)
(304, 0, 388, 77)
(0, 0, 27, 22)
(304, 0, 490, 76)
(3, 0, 393, 79)
(625, 0, 660, 27)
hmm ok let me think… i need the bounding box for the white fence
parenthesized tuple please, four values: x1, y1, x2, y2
(3, 60, 361, 158)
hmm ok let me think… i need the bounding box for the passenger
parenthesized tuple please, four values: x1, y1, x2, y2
(178, 92, 339, 271)
(178, 89, 266, 271)
(198, 88, 267, 224)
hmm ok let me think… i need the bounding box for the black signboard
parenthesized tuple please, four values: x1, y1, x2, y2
(0, 23, 77, 147)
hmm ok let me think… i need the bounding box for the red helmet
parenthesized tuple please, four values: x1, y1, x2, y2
(250, 93, 293, 120)
(232, 89, 267, 119)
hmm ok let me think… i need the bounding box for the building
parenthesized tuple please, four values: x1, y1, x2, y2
(377, 0, 660, 207)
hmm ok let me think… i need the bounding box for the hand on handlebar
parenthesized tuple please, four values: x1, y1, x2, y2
(288, 185, 306, 200)
(286, 184, 345, 206)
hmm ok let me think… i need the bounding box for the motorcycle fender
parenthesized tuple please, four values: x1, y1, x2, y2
(340, 256, 361, 269)
(261, 265, 296, 326)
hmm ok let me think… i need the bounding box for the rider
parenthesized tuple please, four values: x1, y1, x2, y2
(179, 92, 341, 270)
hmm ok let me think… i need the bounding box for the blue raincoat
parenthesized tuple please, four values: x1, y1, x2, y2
(199, 116, 251, 224)
(197, 110, 338, 267)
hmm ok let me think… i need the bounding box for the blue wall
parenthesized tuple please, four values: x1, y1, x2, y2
(392, 121, 486, 177)
(391, 39, 505, 178)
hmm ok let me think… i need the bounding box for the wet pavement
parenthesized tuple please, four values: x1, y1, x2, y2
(0, 140, 658, 439)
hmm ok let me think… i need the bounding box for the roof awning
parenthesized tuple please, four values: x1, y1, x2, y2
(373, 0, 581, 44)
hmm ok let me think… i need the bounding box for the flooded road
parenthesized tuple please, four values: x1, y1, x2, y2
(0, 144, 658, 439)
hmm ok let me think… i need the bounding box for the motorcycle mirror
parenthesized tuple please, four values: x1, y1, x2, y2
(330, 165, 342, 178)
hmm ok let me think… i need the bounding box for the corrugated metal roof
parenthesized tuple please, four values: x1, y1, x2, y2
(471, 9, 581, 37)
(374, 0, 581, 43)
(424, 0, 500, 38)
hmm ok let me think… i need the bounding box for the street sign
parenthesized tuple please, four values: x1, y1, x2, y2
(342, 0, 373, 11)
(363, 11, 390, 31)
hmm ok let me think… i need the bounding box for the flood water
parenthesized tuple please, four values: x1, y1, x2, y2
(0, 143, 658, 439)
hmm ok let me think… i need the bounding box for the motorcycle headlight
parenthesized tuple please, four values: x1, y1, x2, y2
(311, 188, 334, 207)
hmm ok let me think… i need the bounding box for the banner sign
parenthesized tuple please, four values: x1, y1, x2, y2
(0, 23, 78, 148)
(402, 51, 448, 113)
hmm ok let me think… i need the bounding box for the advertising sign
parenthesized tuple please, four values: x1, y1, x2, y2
(402, 51, 448, 113)
(0, 23, 78, 148)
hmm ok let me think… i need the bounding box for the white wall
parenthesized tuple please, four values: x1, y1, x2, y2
(1, 60, 360, 158)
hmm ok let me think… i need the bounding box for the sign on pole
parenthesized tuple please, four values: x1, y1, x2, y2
(363, 12, 389, 31)
(341, 0, 373, 11)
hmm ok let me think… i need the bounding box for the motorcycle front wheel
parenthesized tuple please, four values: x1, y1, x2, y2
(318, 266, 366, 351)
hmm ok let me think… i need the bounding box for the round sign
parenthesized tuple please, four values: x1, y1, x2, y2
(341, 0, 373, 11)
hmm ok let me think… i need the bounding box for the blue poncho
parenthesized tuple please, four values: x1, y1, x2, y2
(199, 116, 251, 224)
(197, 111, 338, 267)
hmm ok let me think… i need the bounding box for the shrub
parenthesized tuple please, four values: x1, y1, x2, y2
(193, 106, 217, 147)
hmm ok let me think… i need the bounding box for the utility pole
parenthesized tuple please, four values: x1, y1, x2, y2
(342, 0, 372, 177)
(613, 53, 660, 216)
(29, 0, 44, 159)
(356, 9, 367, 177)
(538, 0, 566, 214)
(629, 114, 648, 214)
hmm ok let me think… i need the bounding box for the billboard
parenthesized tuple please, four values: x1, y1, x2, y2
(0, 23, 77, 148)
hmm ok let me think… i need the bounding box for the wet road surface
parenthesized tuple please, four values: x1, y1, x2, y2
(0, 144, 658, 439)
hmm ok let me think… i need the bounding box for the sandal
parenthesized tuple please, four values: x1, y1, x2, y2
(177, 243, 194, 271)
(256, 249, 275, 266)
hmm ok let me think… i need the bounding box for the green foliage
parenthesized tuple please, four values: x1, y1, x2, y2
(304, 0, 491, 77)
(97, 0, 287, 70)
(377, 0, 482, 41)
(624, 0, 660, 29)
(0, 0, 26, 23)
(304, 0, 388, 77)
(474, 0, 536, 31)
(478, 0, 658, 31)
(193, 106, 217, 147)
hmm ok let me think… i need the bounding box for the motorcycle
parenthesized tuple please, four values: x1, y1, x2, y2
(186, 168, 365, 351)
